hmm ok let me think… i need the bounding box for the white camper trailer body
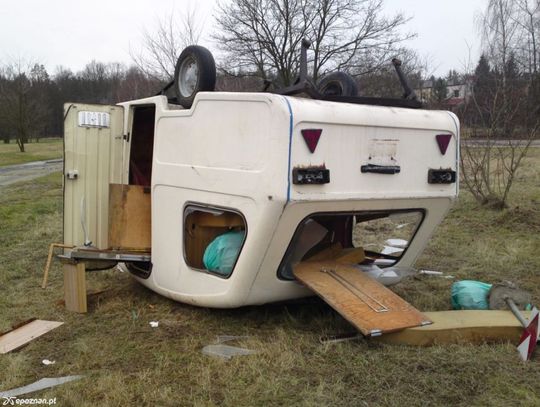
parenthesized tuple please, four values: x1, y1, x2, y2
(63, 92, 459, 308)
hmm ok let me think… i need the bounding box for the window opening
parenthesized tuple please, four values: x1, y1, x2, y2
(184, 205, 246, 278)
(278, 210, 424, 280)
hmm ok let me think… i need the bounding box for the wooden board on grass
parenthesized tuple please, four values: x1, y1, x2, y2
(373, 310, 532, 346)
(293, 261, 431, 336)
(0, 320, 63, 354)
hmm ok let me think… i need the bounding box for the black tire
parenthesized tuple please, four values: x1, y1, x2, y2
(174, 45, 216, 108)
(317, 72, 358, 97)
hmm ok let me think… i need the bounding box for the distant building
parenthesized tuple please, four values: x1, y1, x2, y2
(415, 77, 473, 110)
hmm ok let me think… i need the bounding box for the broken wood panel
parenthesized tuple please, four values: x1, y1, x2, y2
(108, 184, 151, 250)
(293, 261, 431, 336)
(0, 320, 63, 354)
(64, 262, 87, 313)
(374, 310, 531, 346)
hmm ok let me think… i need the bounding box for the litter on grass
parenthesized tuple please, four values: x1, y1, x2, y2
(149, 321, 159, 328)
(419, 270, 455, 279)
(41, 359, 55, 366)
(216, 335, 249, 343)
(202, 344, 257, 360)
(202, 335, 256, 359)
(0, 375, 84, 398)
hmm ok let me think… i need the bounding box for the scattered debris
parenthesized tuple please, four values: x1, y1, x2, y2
(380, 246, 403, 255)
(202, 344, 257, 360)
(419, 270, 455, 279)
(149, 321, 159, 328)
(357, 264, 413, 286)
(202, 335, 256, 359)
(451, 280, 492, 310)
(41, 359, 56, 366)
(319, 332, 362, 344)
(216, 335, 248, 343)
(384, 238, 408, 248)
(488, 282, 532, 311)
(0, 320, 63, 354)
(0, 375, 84, 398)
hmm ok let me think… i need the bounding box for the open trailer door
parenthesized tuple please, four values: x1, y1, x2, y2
(294, 261, 431, 336)
(63, 103, 124, 249)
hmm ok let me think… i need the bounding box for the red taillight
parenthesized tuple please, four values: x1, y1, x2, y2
(436, 134, 452, 155)
(301, 129, 322, 153)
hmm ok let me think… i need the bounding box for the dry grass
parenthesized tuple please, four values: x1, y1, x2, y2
(1, 150, 540, 406)
(0, 138, 63, 167)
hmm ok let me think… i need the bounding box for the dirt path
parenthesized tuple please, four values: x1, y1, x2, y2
(0, 159, 63, 187)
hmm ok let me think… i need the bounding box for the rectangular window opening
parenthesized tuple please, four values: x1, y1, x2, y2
(184, 205, 246, 278)
(278, 210, 424, 280)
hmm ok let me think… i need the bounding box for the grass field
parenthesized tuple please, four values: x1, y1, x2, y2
(0, 138, 63, 167)
(0, 150, 539, 406)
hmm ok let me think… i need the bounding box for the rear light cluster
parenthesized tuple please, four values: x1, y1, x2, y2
(294, 130, 456, 185)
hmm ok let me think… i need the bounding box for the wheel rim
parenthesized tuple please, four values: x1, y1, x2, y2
(178, 56, 199, 97)
(323, 81, 344, 96)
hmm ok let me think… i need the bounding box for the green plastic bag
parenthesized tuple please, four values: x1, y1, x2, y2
(203, 231, 245, 276)
(451, 280, 493, 310)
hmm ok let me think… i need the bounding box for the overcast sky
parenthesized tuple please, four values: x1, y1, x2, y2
(0, 0, 486, 76)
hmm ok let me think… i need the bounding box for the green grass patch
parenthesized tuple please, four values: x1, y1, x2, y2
(0, 138, 63, 167)
(1, 152, 540, 405)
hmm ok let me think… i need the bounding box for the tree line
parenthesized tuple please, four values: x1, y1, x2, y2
(0, 61, 162, 150)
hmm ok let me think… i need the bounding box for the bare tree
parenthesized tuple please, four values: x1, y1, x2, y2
(130, 7, 204, 81)
(514, 0, 540, 74)
(459, 0, 540, 209)
(0, 60, 49, 152)
(213, 0, 413, 86)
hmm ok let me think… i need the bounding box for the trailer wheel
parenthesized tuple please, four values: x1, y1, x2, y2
(317, 72, 358, 97)
(174, 45, 216, 108)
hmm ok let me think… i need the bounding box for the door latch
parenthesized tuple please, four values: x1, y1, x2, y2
(66, 170, 79, 180)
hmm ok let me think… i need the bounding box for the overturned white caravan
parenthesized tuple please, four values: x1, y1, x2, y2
(62, 44, 459, 316)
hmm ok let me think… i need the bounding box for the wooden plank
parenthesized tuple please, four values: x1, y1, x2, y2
(189, 211, 244, 228)
(64, 262, 87, 313)
(0, 320, 63, 354)
(305, 242, 343, 262)
(293, 261, 431, 336)
(374, 310, 531, 346)
(108, 184, 151, 250)
(334, 247, 365, 264)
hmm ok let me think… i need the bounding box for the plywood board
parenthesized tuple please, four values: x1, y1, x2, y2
(334, 247, 365, 264)
(64, 262, 87, 313)
(108, 184, 151, 250)
(293, 261, 431, 336)
(0, 320, 63, 354)
(374, 310, 532, 346)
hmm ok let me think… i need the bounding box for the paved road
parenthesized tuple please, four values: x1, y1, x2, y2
(0, 159, 63, 187)
(463, 139, 540, 147)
